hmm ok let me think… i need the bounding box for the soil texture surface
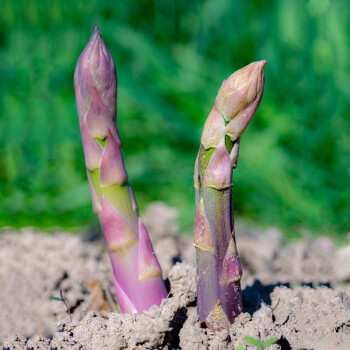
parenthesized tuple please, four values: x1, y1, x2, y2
(1, 202, 350, 349)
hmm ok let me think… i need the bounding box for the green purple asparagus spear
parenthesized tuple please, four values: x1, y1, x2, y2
(74, 26, 167, 313)
(194, 61, 266, 331)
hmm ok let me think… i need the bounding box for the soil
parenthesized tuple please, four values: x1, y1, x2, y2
(1, 202, 350, 349)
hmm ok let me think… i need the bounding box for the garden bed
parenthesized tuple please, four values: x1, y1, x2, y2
(1, 203, 349, 349)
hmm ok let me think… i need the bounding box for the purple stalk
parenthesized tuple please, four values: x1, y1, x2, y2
(74, 26, 167, 313)
(194, 61, 266, 331)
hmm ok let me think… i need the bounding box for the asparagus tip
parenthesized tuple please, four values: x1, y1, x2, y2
(92, 25, 100, 35)
(218, 61, 266, 133)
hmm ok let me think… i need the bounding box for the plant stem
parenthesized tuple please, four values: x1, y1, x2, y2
(194, 61, 266, 330)
(74, 26, 167, 313)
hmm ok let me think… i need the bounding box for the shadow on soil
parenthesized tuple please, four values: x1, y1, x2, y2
(243, 280, 289, 316)
(243, 279, 333, 316)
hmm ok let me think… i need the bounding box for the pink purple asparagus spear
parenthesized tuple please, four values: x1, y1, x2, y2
(74, 26, 167, 313)
(194, 61, 266, 331)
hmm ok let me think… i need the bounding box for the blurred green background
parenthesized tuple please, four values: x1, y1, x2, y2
(0, 0, 349, 238)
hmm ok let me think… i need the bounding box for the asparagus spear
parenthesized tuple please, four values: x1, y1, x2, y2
(74, 26, 167, 313)
(194, 61, 266, 331)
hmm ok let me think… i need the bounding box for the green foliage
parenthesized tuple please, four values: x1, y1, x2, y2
(261, 298, 280, 313)
(0, 0, 349, 236)
(244, 336, 264, 348)
(263, 337, 278, 348)
(49, 296, 62, 302)
(244, 335, 278, 349)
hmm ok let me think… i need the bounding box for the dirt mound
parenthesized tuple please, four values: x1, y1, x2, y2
(1, 202, 350, 349)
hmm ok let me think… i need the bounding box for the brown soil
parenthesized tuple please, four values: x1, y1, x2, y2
(1, 202, 350, 349)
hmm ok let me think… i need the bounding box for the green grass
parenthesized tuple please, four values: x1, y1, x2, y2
(244, 335, 278, 349)
(0, 0, 349, 237)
